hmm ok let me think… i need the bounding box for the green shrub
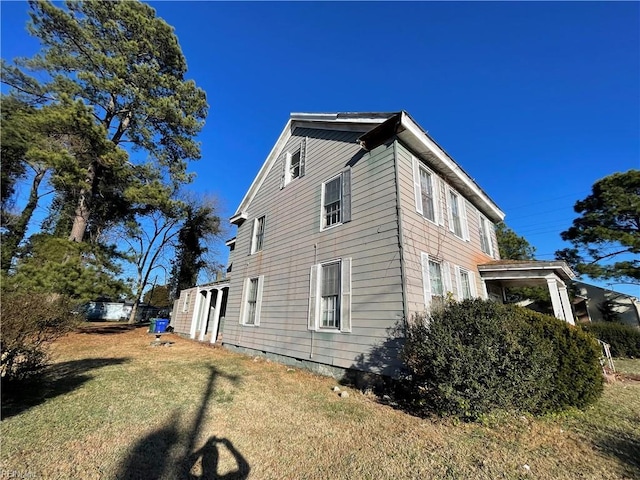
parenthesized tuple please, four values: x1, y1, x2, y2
(402, 299, 603, 420)
(581, 322, 640, 357)
(1, 291, 79, 383)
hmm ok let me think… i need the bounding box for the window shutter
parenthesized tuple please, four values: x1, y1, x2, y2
(342, 168, 352, 223)
(341, 258, 352, 333)
(412, 157, 423, 215)
(461, 199, 470, 241)
(447, 190, 455, 234)
(284, 152, 292, 187)
(279, 153, 287, 189)
(250, 218, 257, 254)
(490, 227, 498, 259)
(443, 261, 453, 295)
(239, 278, 249, 324)
(436, 177, 445, 226)
(468, 271, 477, 298)
(454, 265, 462, 301)
(300, 137, 307, 178)
(308, 265, 320, 330)
(255, 275, 264, 326)
(421, 252, 431, 308)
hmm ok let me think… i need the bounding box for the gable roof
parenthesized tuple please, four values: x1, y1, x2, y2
(231, 111, 505, 224)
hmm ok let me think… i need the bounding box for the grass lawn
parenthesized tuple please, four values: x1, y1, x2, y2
(1, 323, 639, 480)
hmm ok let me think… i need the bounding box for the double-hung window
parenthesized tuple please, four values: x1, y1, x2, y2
(250, 216, 265, 254)
(290, 150, 301, 180)
(240, 276, 264, 326)
(324, 177, 342, 228)
(308, 258, 352, 332)
(478, 214, 494, 257)
(455, 266, 477, 300)
(320, 262, 340, 328)
(421, 253, 451, 310)
(321, 169, 351, 230)
(420, 168, 436, 222)
(412, 157, 441, 225)
(447, 189, 469, 240)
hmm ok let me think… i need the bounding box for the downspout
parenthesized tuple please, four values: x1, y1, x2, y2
(392, 139, 409, 328)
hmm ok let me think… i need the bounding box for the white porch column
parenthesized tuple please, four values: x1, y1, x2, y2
(189, 289, 203, 339)
(558, 282, 575, 325)
(546, 277, 565, 321)
(198, 289, 214, 341)
(210, 288, 224, 344)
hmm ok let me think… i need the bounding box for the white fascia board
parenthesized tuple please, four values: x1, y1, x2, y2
(478, 262, 576, 281)
(399, 112, 505, 223)
(225, 237, 236, 247)
(230, 118, 294, 221)
(290, 113, 391, 124)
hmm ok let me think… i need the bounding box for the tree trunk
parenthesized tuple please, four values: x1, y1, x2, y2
(68, 160, 98, 243)
(128, 301, 140, 324)
(1, 167, 47, 272)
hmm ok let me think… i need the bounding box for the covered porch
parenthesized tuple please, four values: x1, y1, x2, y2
(478, 260, 576, 325)
(189, 281, 230, 344)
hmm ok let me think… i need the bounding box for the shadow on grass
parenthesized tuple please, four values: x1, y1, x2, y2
(117, 366, 250, 479)
(1, 357, 130, 420)
(77, 322, 143, 335)
(593, 430, 640, 477)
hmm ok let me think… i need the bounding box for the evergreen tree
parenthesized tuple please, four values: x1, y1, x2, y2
(170, 198, 222, 298)
(5, 234, 130, 303)
(2, 0, 207, 243)
(556, 170, 640, 285)
(495, 222, 536, 261)
(495, 222, 552, 312)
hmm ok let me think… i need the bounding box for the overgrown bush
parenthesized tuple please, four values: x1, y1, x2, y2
(402, 299, 603, 420)
(581, 322, 640, 357)
(1, 291, 79, 383)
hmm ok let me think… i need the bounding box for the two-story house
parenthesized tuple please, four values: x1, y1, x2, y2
(172, 111, 576, 379)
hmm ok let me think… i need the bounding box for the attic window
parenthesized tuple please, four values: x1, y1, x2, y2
(290, 150, 301, 180)
(281, 138, 306, 188)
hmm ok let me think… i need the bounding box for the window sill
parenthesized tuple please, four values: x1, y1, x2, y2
(315, 328, 347, 334)
(320, 222, 343, 232)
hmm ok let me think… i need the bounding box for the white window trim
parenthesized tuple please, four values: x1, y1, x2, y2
(454, 265, 477, 300)
(478, 213, 495, 258)
(182, 292, 191, 313)
(447, 188, 470, 241)
(250, 215, 266, 254)
(239, 275, 264, 326)
(283, 151, 293, 186)
(281, 138, 306, 188)
(420, 252, 452, 310)
(308, 258, 352, 333)
(320, 173, 343, 231)
(412, 156, 444, 226)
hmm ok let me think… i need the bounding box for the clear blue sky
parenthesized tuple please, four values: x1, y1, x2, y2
(1, 1, 639, 296)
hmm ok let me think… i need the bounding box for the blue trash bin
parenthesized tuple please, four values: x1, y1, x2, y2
(153, 318, 170, 333)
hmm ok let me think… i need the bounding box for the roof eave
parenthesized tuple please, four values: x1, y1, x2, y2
(396, 112, 505, 223)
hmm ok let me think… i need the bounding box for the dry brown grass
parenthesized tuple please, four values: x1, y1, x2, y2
(1, 323, 639, 480)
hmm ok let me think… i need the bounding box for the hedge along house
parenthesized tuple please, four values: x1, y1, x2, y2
(173, 112, 576, 378)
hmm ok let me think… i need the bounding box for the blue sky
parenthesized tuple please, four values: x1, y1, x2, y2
(1, 1, 639, 296)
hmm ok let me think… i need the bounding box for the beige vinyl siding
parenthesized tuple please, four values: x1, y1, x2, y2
(395, 141, 498, 316)
(223, 128, 404, 375)
(171, 287, 198, 335)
